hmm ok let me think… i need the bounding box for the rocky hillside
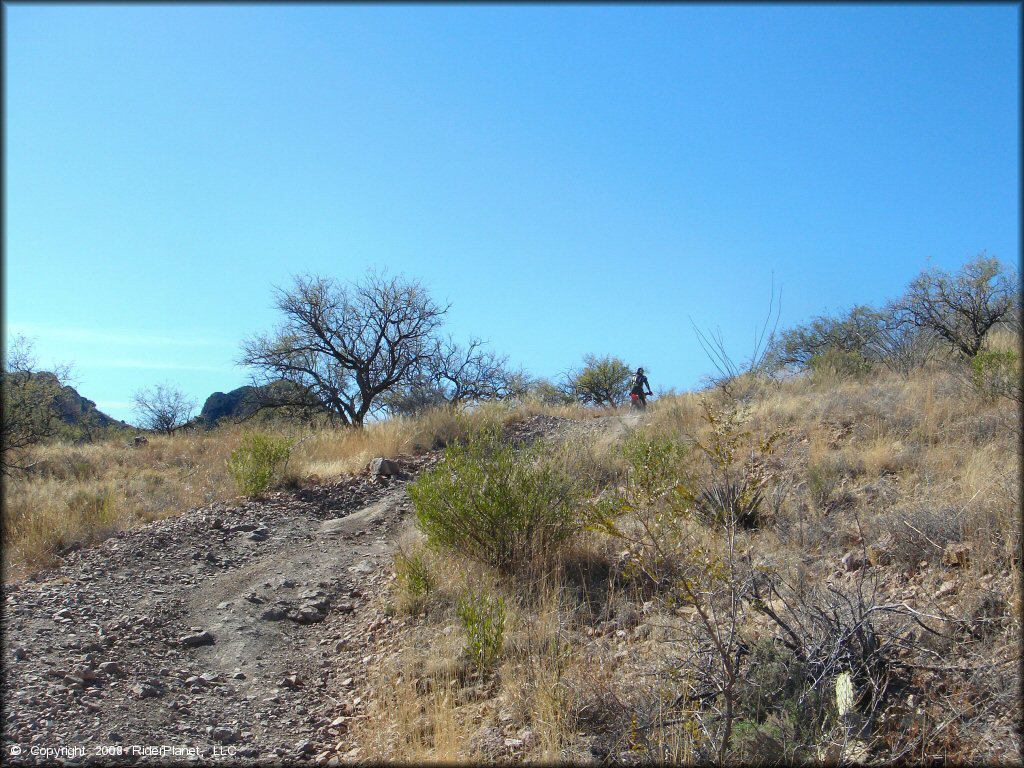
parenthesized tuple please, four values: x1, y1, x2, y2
(12, 371, 128, 432)
(198, 386, 262, 426)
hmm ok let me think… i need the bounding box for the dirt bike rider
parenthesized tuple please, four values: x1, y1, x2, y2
(629, 368, 653, 409)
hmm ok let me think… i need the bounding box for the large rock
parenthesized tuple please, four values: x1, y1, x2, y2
(369, 457, 400, 478)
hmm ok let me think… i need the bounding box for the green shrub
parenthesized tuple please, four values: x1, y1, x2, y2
(391, 552, 432, 606)
(970, 348, 1021, 403)
(621, 431, 688, 502)
(409, 428, 581, 575)
(226, 432, 293, 496)
(456, 587, 506, 673)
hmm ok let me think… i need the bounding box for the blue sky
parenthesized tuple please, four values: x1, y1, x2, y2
(4, 4, 1019, 424)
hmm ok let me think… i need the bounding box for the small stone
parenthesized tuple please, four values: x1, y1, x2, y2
(132, 683, 161, 699)
(98, 661, 122, 675)
(288, 606, 326, 624)
(841, 550, 866, 572)
(12, 647, 28, 661)
(936, 580, 958, 599)
(261, 607, 288, 621)
(212, 726, 237, 744)
(942, 542, 971, 568)
(63, 675, 86, 691)
(179, 630, 215, 647)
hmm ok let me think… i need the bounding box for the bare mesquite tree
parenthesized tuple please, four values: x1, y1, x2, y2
(765, 305, 883, 370)
(1, 336, 71, 474)
(241, 272, 448, 427)
(893, 254, 1017, 358)
(132, 382, 196, 435)
(427, 337, 523, 404)
(381, 337, 526, 417)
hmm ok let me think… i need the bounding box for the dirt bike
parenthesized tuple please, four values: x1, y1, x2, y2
(629, 391, 652, 411)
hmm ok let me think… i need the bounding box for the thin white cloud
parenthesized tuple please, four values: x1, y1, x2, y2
(7, 323, 235, 349)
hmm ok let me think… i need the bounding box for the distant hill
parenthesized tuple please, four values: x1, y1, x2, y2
(14, 371, 130, 431)
(198, 385, 262, 426)
(197, 380, 329, 427)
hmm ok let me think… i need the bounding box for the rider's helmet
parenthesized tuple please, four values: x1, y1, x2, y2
(637, 368, 644, 374)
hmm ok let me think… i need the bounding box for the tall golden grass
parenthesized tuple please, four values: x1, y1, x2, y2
(2, 400, 598, 581)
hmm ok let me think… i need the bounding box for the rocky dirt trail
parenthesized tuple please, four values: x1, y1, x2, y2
(2, 414, 638, 766)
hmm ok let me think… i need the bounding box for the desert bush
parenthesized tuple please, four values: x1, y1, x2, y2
(621, 431, 688, 501)
(409, 428, 582, 575)
(456, 587, 506, 673)
(969, 348, 1021, 404)
(684, 395, 785, 530)
(809, 348, 873, 381)
(2, 336, 73, 475)
(394, 546, 435, 615)
(806, 456, 843, 512)
(747, 568, 909, 761)
(585, 432, 692, 578)
(872, 504, 963, 569)
(226, 432, 294, 496)
(529, 378, 575, 407)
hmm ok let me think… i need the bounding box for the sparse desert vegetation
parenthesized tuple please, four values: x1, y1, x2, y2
(2, 254, 1019, 762)
(350, 354, 1019, 764)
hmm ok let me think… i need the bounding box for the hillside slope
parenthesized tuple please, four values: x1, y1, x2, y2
(1, 367, 1019, 764)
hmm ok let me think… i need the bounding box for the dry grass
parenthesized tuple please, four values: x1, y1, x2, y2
(2, 401, 588, 581)
(2, 428, 242, 579)
(4, 348, 1018, 759)
(359, 352, 1020, 763)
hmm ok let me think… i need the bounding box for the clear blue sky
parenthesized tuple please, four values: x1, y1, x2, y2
(4, 4, 1020, 424)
